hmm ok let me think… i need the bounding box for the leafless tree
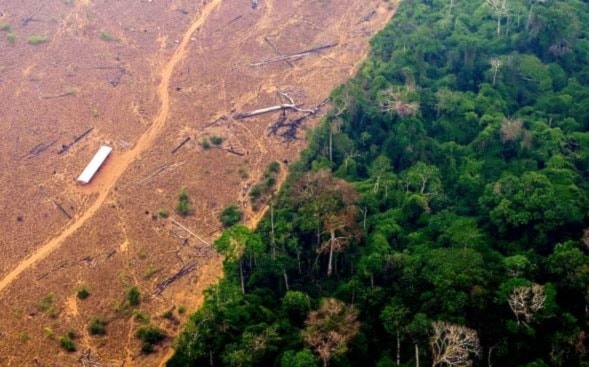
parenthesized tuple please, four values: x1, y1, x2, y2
(431, 321, 481, 367)
(303, 298, 360, 367)
(490, 58, 503, 86)
(508, 284, 546, 325)
(500, 118, 524, 143)
(487, 0, 510, 36)
(379, 86, 419, 118)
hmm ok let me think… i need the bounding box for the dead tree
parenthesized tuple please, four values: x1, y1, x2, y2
(57, 127, 94, 155)
(508, 284, 546, 326)
(431, 321, 481, 367)
(154, 261, 198, 295)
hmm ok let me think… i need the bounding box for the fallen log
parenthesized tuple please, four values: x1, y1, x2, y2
(51, 199, 72, 219)
(264, 37, 294, 68)
(57, 127, 94, 155)
(154, 261, 197, 295)
(23, 139, 56, 159)
(21, 0, 48, 26)
(250, 43, 338, 67)
(171, 218, 211, 246)
(171, 137, 191, 154)
(211, 145, 246, 156)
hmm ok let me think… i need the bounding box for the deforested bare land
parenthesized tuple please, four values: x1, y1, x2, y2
(0, 0, 395, 365)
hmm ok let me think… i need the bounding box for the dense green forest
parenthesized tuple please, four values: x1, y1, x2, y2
(169, 0, 589, 366)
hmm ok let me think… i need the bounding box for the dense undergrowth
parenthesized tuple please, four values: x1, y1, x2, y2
(170, 0, 589, 366)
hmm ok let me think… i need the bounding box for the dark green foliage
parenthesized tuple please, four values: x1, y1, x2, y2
(59, 335, 76, 352)
(76, 286, 90, 300)
(136, 325, 166, 354)
(220, 204, 243, 227)
(176, 188, 190, 216)
(127, 286, 141, 306)
(171, 0, 589, 366)
(210, 136, 224, 145)
(88, 318, 107, 335)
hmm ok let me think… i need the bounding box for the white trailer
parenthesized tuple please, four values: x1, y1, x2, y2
(77, 146, 112, 184)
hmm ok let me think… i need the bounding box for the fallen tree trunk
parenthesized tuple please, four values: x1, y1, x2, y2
(250, 43, 338, 67)
(171, 137, 191, 154)
(154, 261, 197, 295)
(57, 127, 94, 155)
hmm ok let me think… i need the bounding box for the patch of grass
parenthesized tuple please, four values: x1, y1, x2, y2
(127, 286, 141, 306)
(238, 165, 249, 179)
(157, 209, 169, 218)
(76, 286, 91, 300)
(200, 137, 211, 149)
(133, 309, 150, 324)
(137, 248, 148, 260)
(27, 35, 48, 45)
(143, 266, 161, 280)
(38, 292, 56, 312)
(162, 310, 174, 320)
(99, 31, 116, 42)
(220, 204, 243, 228)
(0, 22, 11, 32)
(43, 326, 54, 339)
(59, 335, 76, 352)
(18, 331, 30, 342)
(88, 318, 107, 335)
(6, 32, 16, 44)
(210, 135, 224, 145)
(177, 305, 187, 315)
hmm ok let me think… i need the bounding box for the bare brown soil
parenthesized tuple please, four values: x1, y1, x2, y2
(0, 0, 395, 365)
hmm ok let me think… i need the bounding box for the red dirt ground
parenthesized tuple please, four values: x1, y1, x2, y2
(0, 0, 396, 365)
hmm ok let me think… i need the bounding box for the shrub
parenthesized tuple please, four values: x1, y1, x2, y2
(200, 138, 211, 149)
(127, 286, 141, 306)
(76, 286, 90, 300)
(136, 325, 166, 354)
(177, 305, 187, 314)
(59, 335, 76, 352)
(177, 188, 190, 216)
(220, 204, 243, 227)
(210, 136, 223, 145)
(27, 35, 48, 45)
(267, 161, 280, 173)
(134, 310, 150, 323)
(249, 184, 262, 199)
(157, 209, 169, 218)
(162, 310, 174, 320)
(88, 318, 107, 335)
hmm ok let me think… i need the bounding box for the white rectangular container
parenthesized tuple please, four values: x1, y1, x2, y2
(77, 146, 113, 184)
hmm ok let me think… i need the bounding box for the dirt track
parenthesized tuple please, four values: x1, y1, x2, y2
(0, 0, 395, 365)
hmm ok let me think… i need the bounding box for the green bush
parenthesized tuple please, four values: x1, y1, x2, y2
(136, 325, 166, 354)
(201, 138, 211, 149)
(127, 286, 141, 306)
(267, 161, 280, 174)
(157, 209, 169, 218)
(59, 335, 76, 352)
(38, 292, 56, 311)
(27, 35, 48, 45)
(249, 184, 262, 199)
(210, 136, 224, 145)
(76, 286, 90, 300)
(88, 318, 107, 335)
(177, 188, 190, 216)
(7, 32, 16, 44)
(220, 204, 243, 227)
(0, 22, 11, 32)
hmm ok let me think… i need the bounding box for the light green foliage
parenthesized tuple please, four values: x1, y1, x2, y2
(27, 35, 48, 45)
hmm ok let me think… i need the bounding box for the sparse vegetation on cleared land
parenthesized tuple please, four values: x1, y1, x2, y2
(135, 325, 166, 354)
(127, 286, 141, 306)
(76, 286, 90, 300)
(27, 35, 48, 45)
(99, 31, 116, 41)
(176, 188, 190, 216)
(220, 203, 243, 227)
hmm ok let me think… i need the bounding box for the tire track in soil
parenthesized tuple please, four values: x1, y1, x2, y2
(0, 0, 222, 295)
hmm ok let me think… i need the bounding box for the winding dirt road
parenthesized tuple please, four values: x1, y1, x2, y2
(0, 0, 222, 295)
